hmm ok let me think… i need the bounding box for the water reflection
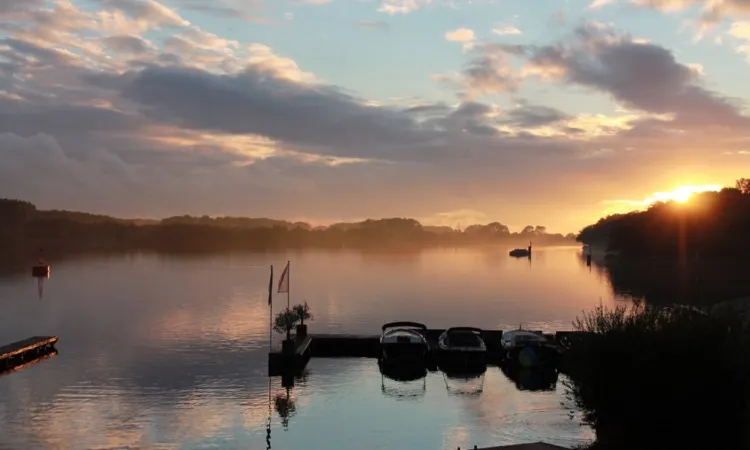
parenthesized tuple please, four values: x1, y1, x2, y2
(443, 369, 486, 396)
(581, 250, 750, 306)
(0, 349, 58, 378)
(274, 387, 296, 429)
(381, 375, 427, 400)
(500, 365, 558, 392)
(266, 378, 272, 449)
(0, 248, 606, 449)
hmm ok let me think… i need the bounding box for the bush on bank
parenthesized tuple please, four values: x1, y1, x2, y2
(565, 303, 750, 450)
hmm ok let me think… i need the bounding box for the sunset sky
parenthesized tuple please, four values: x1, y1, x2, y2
(1, 0, 748, 233)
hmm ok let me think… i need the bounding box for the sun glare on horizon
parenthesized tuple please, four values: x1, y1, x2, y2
(604, 184, 723, 215)
(648, 185, 723, 205)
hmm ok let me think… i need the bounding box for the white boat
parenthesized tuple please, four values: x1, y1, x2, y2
(379, 322, 428, 365)
(437, 327, 488, 372)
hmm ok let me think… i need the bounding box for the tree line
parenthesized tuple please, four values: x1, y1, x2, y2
(0, 198, 574, 252)
(577, 178, 750, 259)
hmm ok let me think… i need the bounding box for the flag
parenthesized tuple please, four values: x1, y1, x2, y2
(277, 261, 289, 293)
(268, 265, 274, 306)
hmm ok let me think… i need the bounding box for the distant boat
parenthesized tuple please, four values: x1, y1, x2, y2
(501, 329, 561, 368)
(31, 265, 50, 278)
(437, 327, 488, 372)
(510, 243, 532, 258)
(379, 322, 429, 366)
(31, 249, 50, 278)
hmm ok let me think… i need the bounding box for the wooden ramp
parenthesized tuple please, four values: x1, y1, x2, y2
(0, 336, 58, 372)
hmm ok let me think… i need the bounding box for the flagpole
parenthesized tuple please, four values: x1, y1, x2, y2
(269, 265, 274, 350)
(287, 260, 291, 311)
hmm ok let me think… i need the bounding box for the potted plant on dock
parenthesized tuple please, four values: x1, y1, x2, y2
(274, 308, 300, 356)
(293, 302, 313, 338)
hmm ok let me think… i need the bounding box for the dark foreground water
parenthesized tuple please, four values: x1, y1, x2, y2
(0, 247, 616, 449)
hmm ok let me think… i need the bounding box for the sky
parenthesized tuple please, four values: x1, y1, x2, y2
(0, 0, 749, 233)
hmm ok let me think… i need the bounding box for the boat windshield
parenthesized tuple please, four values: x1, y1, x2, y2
(382, 322, 427, 332)
(509, 332, 547, 344)
(447, 332, 481, 347)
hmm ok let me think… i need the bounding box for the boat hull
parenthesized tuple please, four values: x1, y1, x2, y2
(380, 342, 428, 364)
(503, 344, 561, 368)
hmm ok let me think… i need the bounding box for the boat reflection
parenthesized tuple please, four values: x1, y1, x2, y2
(441, 365, 486, 396)
(379, 360, 427, 399)
(500, 364, 558, 392)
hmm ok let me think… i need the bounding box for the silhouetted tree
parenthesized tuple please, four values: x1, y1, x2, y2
(737, 178, 750, 195)
(0, 198, 576, 251)
(577, 181, 750, 259)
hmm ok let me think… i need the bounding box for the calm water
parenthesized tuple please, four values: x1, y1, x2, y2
(0, 246, 618, 449)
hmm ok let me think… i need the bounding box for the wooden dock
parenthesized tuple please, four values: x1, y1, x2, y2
(463, 443, 568, 450)
(0, 336, 58, 372)
(268, 335, 312, 376)
(268, 330, 592, 375)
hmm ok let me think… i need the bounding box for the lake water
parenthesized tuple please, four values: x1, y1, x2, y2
(0, 246, 618, 449)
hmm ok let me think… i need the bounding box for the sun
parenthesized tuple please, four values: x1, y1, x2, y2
(644, 184, 722, 206)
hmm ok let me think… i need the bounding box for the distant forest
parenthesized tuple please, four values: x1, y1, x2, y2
(0, 199, 575, 253)
(578, 178, 750, 259)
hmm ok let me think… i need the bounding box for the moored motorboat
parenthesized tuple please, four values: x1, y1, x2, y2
(437, 327, 488, 371)
(379, 322, 429, 365)
(501, 329, 561, 368)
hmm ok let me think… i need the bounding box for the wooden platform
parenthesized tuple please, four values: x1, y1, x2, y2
(0, 336, 58, 372)
(267, 329, 595, 375)
(466, 443, 568, 450)
(268, 335, 312, 376)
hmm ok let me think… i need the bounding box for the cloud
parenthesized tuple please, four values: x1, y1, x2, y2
(502, 102, 571, 128)
(589, 0, 615, 9)
(520, 24, 750, 129)
(452, 43, 523, 97)
(445, 27, 476, 51)
(445, 27, 475, 43)
(102, 0, 189, 28)
(245, 44, 317, 82)
(728, 21, 750, 61)
(378, 0, 432, 14)
(492, 25, 521, 35)
(106, 65, 444, 161)
(102, 35, 156, 55)
(630, 0, 750, 21)
(0, 0, 46, 15)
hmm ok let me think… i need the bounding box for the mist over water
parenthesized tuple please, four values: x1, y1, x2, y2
(0, 246, 618, 449)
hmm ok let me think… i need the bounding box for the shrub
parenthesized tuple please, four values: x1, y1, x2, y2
(565, 303, 750, 450)
(293, 302, 313, 325)
(273, 308, 299, 340)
